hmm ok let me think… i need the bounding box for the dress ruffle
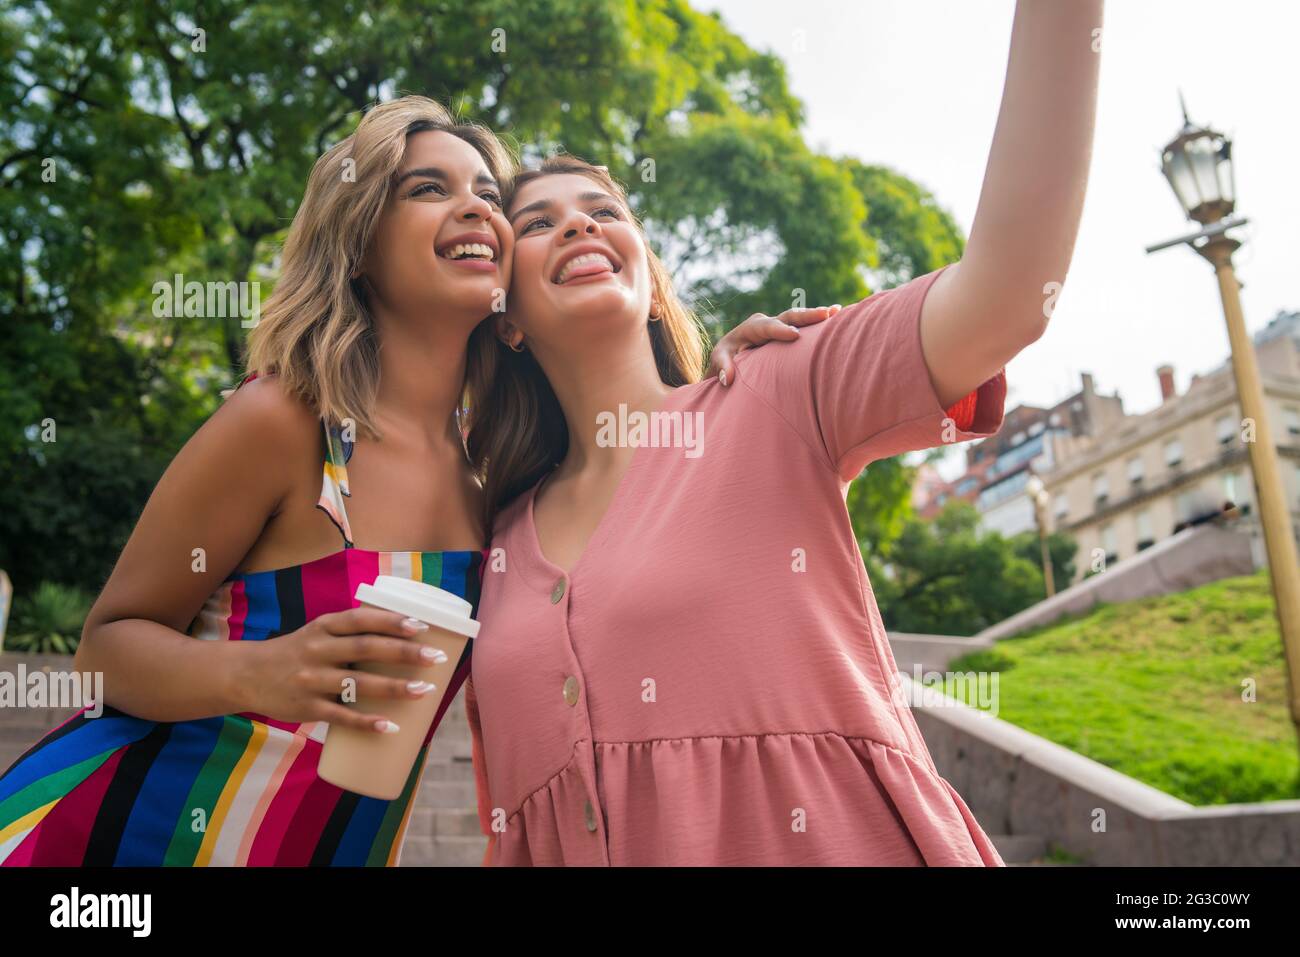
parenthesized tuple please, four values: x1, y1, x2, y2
(486, 732, 1003, 866)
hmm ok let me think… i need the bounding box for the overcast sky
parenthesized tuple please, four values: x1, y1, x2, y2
(705, 0, 1298, 475)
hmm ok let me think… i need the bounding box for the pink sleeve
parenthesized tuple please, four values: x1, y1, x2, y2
(734, 263, 1007, 481)
(464, 677, 495, 866)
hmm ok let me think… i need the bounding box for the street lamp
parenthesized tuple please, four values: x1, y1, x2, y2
(1146, 94, 1300, 749)
(1025, 474, 1056, 598)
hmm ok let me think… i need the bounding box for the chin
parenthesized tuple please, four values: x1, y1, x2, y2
(553, 285, 640, 320)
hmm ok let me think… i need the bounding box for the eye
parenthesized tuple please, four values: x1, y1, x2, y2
(409, 181, 446, 199)
(591, 206, 621, 219)
(480, 190, 503, 207)
(520, 215, 553, 235)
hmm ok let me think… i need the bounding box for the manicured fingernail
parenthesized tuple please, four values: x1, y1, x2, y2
(408, 680, 437, 695)
(719, 368, 728, 386)
(375, 719, 400, 733)
(401, 617, 429, 632)
(420, 646, 448, 662)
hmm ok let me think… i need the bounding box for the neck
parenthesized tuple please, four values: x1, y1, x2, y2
(534, 325, 675, 476)
(370, 302, 476, 447)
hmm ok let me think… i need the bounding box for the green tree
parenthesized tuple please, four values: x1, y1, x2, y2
(868, 500, 1073, 635)
(1009, 528, 1078, 586)
(1, 0, 964, 598)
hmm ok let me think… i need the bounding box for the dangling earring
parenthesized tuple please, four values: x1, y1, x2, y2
(509, 335, 526, 353)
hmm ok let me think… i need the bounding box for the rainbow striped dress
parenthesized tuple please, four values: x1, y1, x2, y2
(0, 416, 485, 866)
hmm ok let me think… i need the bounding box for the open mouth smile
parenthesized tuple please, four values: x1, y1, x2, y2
(552, 250, 621, 285)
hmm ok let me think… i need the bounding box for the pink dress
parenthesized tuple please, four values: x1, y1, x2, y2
(468, 263, 1008, 865)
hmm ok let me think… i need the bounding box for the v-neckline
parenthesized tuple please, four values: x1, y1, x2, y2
(524, 383, 696, 581)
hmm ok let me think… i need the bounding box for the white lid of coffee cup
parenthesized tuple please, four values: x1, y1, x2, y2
(354, 576, 481, 638)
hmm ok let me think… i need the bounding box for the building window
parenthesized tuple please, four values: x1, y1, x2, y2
(1049, 412, 1062, 427)
(1101, 523, 1118, 565)
(1165, 437, 1183, 468)
(1223, 471, 1237, 504)
(1029, 421, 1045, 437)
(1285, 407, 1300, 436)
(1054, 495, 1069, 520)
(1216, 414, 1235, 445)
(1135, 509, 1154, 551)
(1127, 456, 1144, 484)
(1092, 471, 1109, 505)
(1176, 490, 1197, 522)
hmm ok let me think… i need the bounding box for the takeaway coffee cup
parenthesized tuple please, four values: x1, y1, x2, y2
(317, 576, 480, 800)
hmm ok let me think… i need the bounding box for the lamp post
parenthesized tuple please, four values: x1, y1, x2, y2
(1146, 95, 1300, 746)
(1025, 474, 1056, 598)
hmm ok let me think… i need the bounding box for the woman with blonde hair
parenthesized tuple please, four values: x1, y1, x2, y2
(0, 96, 516, 866)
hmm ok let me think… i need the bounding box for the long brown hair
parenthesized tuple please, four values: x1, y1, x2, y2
(245, 95, 515, 439)
(464, 155, 707, 531)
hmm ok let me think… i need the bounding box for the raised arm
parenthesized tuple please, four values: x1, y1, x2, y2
(920, 0, 1104, 408)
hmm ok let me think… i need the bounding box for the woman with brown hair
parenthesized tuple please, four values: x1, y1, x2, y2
(463, 0, 1101, 865)
(0, 96, 516, 866)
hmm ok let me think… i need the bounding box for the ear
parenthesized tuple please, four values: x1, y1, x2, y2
(495, 315, 520, 348)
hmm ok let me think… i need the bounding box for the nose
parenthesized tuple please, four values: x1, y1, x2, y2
(455, 191, 494, 222)
(560, 209, 602, 241)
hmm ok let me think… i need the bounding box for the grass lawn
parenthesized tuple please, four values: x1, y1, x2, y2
(943, 569, 1299, 806)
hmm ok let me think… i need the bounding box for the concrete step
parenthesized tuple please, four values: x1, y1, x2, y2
(989, 833, 1046, 863)
(418, 758, 477, 782)
(425, 739, 473, 763)
(407, 805, 484, 839)
(989, 833, 1088, 866)
(398, 834, 487, 867)
(413, 779, 477, 809)
(0, 714, 77, 735)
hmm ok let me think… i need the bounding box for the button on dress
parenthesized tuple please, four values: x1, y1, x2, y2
(468, 263, 1008, 865)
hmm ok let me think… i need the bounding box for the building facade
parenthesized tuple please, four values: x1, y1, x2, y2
(912, 308, 1300, 586)
(1046, 313, 1300, 583)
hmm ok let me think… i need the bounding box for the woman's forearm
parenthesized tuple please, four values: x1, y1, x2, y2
(75, 620, 253, 723)
(962, 0, 1104, 333)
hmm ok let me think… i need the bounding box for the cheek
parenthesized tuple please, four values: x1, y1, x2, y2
(377, 208, 438, 273)
(613, 229, 651, 293)
(510, 243, 550, 301)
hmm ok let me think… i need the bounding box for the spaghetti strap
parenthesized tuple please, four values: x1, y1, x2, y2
(316, 419, 355, 548)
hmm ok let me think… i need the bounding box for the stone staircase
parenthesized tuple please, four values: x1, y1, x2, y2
(398, 687, 489, 867)
(987, 832, 1085, 867)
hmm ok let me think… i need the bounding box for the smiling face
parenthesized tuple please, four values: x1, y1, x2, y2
(363, 129, 514, 321)
(503, 172, 652, 348)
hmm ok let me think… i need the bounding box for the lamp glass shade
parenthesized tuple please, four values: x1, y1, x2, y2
(1161, 127, 1235, 222)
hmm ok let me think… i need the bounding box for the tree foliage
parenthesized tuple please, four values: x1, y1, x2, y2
(868, 500, 1077, 636)
(1, 0, 975, 612)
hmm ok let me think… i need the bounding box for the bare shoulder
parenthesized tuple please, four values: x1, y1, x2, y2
(208, 374, 322, 456)
(155, 374, 322, 516)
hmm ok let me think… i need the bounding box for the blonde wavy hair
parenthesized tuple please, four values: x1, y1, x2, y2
(464, 155, 708, 529)
(244, 95, 515, 438)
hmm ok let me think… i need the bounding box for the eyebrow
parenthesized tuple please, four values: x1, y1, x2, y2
(508, 191, 621, 224)
(394, 166, 499, 189)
